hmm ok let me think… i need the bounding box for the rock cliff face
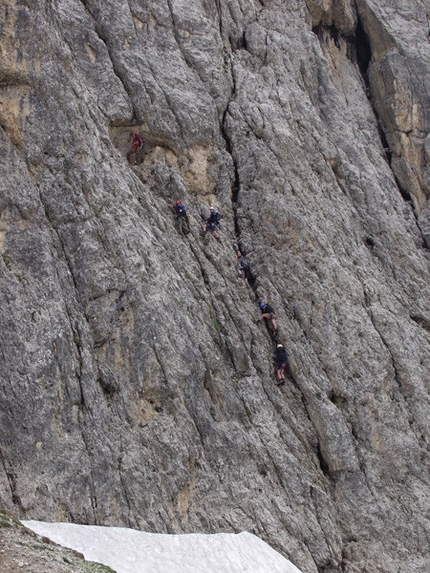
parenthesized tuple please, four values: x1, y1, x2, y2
(0, 1, 429, 572)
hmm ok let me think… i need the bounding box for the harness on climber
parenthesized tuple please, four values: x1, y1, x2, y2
(170, 200, 190, 235)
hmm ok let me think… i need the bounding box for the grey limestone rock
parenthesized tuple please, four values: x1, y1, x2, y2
(0, 1, 429, 573)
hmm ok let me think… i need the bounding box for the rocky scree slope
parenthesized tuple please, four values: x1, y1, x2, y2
(0, 506, 114, 573)
(0, 1, 429, 573)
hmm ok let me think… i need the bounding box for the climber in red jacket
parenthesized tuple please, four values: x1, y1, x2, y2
(127, 131, 144, 165)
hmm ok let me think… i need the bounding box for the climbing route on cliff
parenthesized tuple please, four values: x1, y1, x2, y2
(1, 3, 429, 573)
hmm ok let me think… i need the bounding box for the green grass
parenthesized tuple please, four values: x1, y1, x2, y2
(209, 308, 222, 333)
(0, 506, 20, 528)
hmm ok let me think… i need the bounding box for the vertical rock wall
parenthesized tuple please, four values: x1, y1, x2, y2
(0, 1, 429, 572)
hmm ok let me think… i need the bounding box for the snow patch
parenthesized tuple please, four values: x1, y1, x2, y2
(23, 521, 303, 573)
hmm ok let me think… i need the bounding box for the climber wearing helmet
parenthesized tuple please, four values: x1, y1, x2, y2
(274, 344, 288, 385)
(202, 207, 221, 240)
(259, 301, 277, 332)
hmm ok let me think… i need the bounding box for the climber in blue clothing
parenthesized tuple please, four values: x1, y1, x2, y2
(274, 344, 288, 384)
(168, 199, 190, 235)
(259, 301, 277, 332)
(202, 207, 221, 240)
(236, 253, 250, 284)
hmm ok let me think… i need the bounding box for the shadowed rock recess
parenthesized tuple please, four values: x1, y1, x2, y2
(0, 1, 429, 572)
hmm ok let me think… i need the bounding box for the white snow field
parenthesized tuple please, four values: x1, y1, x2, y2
(23, 521, 304, 573)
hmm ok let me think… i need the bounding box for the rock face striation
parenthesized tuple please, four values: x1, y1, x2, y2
(0, 1, 429, 572)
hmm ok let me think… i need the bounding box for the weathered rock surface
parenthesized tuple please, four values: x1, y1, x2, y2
(0, 1, 429, 572)
(0, 506, 114, 573)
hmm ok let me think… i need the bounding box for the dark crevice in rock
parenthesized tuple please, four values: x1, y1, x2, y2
(214, 0, 244, 249)
(366, 307, 410, 405)
(312, 25, 341, 49)
(415, 219, 429, 250)
(35, 189, 89, 401)
(72, 320, 85, 405)
(410, 313, 430, 332)
(314, 19, 421, 215)
(66, 325, 85, 398)
(316, 442, 330, 478)
(79, 1, 132, 108)
(36, 191, 81, 302)
(187, 243, 212, 287)
(351, 19, 372, 86)
(375, 119, 393, 165)
(118, 456, 133, 515)
(215, 0, 246, 53)
(317, 560, 338, 573)
(328, 391, 348, 411)
(230, 31, 247, 52)
(147, 57, 186, 140)
(73, 422, 99, 523)
(220, 99, 259, 289)
(152, 346, 170, 388)
(79, 1, 156, 129)
(88, 475, 98, 523)
(392, 172, 415, 206)
(166, 0, 208, 93)
(271, 461, 289, 490)
(364, 235, 375, 250)
(221, 100, 241, 239)
(222, 108, 240, 207)
(221, 110, 258, 288)
(0, 447, 24, 513)
(349, 421, 361, 449)
(97, 365, 119, 397)
(351, 18, 420, 214)
(387, 349, 403, 392)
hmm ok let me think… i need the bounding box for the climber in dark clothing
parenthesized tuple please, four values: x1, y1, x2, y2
(169, 200, 190, 235)
(274, 344, 288, 384)
(202, 207, 221, 240)
(259, 301, 277, 332)
(236, 253, 250, 284)
(127, 131, 144, 165)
